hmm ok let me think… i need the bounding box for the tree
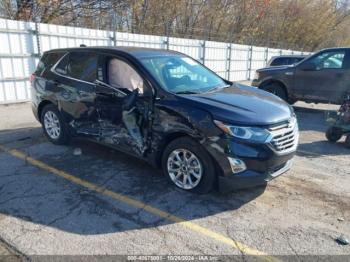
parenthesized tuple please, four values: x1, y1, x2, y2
(0, 0, 349, 51)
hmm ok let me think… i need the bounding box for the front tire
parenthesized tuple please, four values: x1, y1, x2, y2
(161, 137, 216, 194)
(261, 82, 288, 101)
(325, 127, 343, 142)
(40, 104, 70, 145)
(345, 135, 350, 148)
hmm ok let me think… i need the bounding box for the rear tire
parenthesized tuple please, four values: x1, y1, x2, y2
(161, 137, 216, 194)
(325, 127, 343, 142)
(261, 82, 288, 102)
(40, 104, 70, 145)
(345, 135, 350, 148)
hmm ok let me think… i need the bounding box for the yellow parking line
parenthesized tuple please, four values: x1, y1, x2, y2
(0, 144, 281, 262)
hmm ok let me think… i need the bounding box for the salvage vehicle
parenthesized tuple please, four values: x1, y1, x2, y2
(252, 47, 350, 104)
(31, 47, 299, 193)
(267, 55, 306, 67)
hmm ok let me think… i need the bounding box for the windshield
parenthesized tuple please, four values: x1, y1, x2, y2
(140, 55, 228, 94)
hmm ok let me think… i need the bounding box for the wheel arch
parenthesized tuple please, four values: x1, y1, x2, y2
(259, 79, 289, 99)
(153, 131, 193, 168)
(153, 131, 223, 182)
(38, 100, 55, 122)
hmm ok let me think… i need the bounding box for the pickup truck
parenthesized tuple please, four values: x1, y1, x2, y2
(252, 47, 350, 104)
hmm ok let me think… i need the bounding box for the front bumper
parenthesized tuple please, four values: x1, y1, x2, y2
(204, 136, 296, 191)
(218, 159, 292, 192)
(251, 79, 260, 87)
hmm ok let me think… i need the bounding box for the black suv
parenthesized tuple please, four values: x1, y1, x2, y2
(252, 48, 350, 104)
(31, 47, 299, 193)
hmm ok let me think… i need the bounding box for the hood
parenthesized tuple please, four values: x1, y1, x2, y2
(257, 65, 294, 72)
(180, 83, 293, 126)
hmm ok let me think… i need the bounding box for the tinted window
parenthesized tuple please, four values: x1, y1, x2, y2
(66, 52, 97, 82)
(292, 57, 304, 64)
(308, 51, 345, 70)
(36, 52, 64, 75)
(55, 54, 69, 75)
(270, 57, 289, 66)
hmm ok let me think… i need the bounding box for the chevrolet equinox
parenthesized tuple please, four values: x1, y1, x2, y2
(31, 47, 299, 193)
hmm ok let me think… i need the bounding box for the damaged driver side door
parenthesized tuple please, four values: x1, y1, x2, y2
(94, 54, 153, 157)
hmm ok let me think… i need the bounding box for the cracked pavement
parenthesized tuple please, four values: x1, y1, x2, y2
(0, 102, 349, 259)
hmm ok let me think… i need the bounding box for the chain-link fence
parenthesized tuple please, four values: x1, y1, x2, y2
(0, 18, 310, 104)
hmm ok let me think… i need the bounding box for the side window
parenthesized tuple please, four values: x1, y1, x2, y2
(66, 52, 97, 82)
(309, 51, 345, 70)
(36, 52, 64, 75)
(107, 58, 144, 94)
(271, 58, 285, 66)
(270, 58, 279, 66)
(55, 54, 69, 75)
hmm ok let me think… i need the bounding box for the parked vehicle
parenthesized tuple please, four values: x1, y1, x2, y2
(252, 47, 350, 104)
(267, 55, 306, 67)
(325, 95, 350, 147)
(31, 47, 299, 193)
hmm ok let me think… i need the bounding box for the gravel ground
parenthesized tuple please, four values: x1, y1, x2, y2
(0, 101, 349, 261)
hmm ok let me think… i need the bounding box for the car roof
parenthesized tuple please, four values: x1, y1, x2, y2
(318, 47, 350, 52)
(271, 55, 306, 59)
(45, 46, 183, 59)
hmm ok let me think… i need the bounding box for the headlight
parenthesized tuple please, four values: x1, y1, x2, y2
(253, 71, 260, 80)
(214, 120, 271, 143)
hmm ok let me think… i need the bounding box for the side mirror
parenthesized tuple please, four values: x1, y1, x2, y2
(298, 62, 317, 71)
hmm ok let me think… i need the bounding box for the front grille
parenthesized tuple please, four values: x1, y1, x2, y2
(268, 118, 299, 154)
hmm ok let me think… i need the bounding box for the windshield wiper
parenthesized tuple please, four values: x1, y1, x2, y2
(175, 90, 200, 94)
(205, 84, 230, 93)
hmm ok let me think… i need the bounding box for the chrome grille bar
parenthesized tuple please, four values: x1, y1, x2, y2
(268, 117, 299, 154)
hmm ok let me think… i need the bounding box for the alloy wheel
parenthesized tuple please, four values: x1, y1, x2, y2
(167, 149, 203, 190)
(43, 111, 61, 139)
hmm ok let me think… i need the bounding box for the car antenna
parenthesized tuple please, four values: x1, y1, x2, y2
(80, 44, 87, 47)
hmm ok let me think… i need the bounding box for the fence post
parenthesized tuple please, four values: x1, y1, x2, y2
(34, 21, 41, 57)
(200, 40, 206, 64)
(164, 21, 170, 50)
(246, 46, 253, 80)
(264, 47, 269, 66)
(163, 36, 169, 50)
(112, 31, 116, 46)
(226, 43, 232, 80)
(112, 13, 117, 46)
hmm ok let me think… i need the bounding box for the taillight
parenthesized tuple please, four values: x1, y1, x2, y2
(29, 74, 36, 83)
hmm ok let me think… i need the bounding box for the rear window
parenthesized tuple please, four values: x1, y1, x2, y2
(35, 52, 65, 75)
(291, 57, 304, 64)
(54, 52, 98, 83)
(270, 57, 289, 66)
